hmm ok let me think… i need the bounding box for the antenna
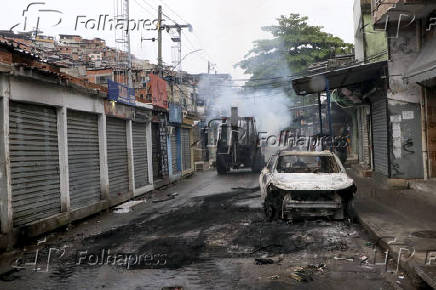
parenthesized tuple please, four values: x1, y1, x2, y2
(114, 0, 132, 87)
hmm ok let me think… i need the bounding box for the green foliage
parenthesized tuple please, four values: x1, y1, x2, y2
(236, 14, 354, 89)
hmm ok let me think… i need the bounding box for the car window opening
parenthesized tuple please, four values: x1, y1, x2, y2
(276, 155, 340, 174)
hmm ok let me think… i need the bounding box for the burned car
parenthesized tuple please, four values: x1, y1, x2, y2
(260, 150, 356, 221)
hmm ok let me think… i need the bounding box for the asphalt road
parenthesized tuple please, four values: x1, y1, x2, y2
(0, 169, 417, 289)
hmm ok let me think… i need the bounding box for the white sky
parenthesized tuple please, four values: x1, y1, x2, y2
(0, 0, 354, 79)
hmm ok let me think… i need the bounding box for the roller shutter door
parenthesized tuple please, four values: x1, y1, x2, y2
(152, 123, 162, 179)
(358, 107, 370, 167)
(9, 102, 61, 227)
(67, 110, 100, 209)
(106, 117, 129, 197)
(371, 98, 389, 176)
(182, 128, 191, 171)
(170, 128, 179, 173)
(132, 122, 149, 189)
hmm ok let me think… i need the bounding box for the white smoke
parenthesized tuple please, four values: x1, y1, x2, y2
(205, 86, 292, 136)
(201, 36, 294, 136)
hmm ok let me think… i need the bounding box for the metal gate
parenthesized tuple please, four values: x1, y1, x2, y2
(106, 117, 129, 197)
(152, 123, 162, 179)
(428, 87, 436, 177)
(9, 102, 61, 227)
(67, 110, 100, 209)
(371, 98, 389, 176)
(182, 128, 191, 171)
(170, 127, 180, 174)
(358, 106, 370, 167)
(132, 122, 149, 189)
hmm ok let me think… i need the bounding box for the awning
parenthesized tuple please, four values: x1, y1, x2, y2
(292, 61, 387, 95)
(406, 36, 436, 84)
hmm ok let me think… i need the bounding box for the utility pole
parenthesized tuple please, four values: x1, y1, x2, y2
(126, 0, 132, 88)
(157, 5, 163, 76)
(164, 22, 192, 82)
(178, 27, 182, 82)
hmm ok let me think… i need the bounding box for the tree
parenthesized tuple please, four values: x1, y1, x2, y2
(236, 14, 354, 89)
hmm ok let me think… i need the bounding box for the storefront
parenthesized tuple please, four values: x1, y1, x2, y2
(168, 104, 182, 182)
(406, 34, 436, 178)
(181, 116, 194, 176)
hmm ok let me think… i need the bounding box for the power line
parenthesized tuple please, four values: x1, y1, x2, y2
(141, 0, 179, 24)
(144, 0, 219, 70)
(133, 0, 157, 19)
(156, 0, 189, 24)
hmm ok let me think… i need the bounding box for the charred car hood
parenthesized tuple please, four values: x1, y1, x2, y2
(270, 173, 354, 191)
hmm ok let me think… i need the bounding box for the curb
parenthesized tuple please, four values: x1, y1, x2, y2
(355, 208, 434, 289)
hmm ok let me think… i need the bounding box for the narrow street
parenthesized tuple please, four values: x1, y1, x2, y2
(0, 169, 414, 290)
(1, 1, 436, 288)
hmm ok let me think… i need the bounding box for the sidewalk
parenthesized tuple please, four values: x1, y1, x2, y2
(349, 165, 436, 288)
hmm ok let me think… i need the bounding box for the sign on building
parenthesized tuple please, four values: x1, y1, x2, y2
(169, 103, 182, 124)
(107, 80, 135, 106)
(149, 74, 168, 110)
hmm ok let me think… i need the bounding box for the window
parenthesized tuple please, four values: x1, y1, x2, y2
(276, 155, 340, 174)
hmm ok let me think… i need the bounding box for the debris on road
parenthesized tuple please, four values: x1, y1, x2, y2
(360, 255, 369, 264)
(255, 258, 274, 265)
(289, 264, 327, 282)
(334, 256, 354, 262)
(113, 200, 145, 213)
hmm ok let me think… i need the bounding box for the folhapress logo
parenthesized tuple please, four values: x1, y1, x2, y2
(9, 2, 63, 32)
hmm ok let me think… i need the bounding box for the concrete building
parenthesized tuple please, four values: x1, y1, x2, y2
(295, 0, 436, 180)
(365, 0, 436, 179)
(86, 68, 114, 86)
(0, 42, 153, 249)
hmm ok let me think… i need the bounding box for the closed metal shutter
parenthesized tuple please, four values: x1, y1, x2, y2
(152, 123, 162, 179)
(9, 102, 61, 227)
(358, 107, 370, 166)
(67, 110, 100, 209)
(182, 128, 191, 170)
(132, 122, 149, 189)
(371, 99, 389, 176)
(106, 117, 129, 197)
(170, 128, 179, 173)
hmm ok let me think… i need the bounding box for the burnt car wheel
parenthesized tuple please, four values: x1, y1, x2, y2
(264, 192, 283, 221)
(264, 201, 274, 221)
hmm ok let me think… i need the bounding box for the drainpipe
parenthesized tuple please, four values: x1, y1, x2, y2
(420, 86, 429, 180)
(416, 20, 429, 179)
(326, 80, 333, 151)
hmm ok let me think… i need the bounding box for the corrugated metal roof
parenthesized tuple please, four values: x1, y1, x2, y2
(292, 61, 387, 95)
(406, 35, 436, 84)
(0, 39, 108, 95)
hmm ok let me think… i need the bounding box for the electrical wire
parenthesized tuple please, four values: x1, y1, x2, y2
(133, 0, 158, 19)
